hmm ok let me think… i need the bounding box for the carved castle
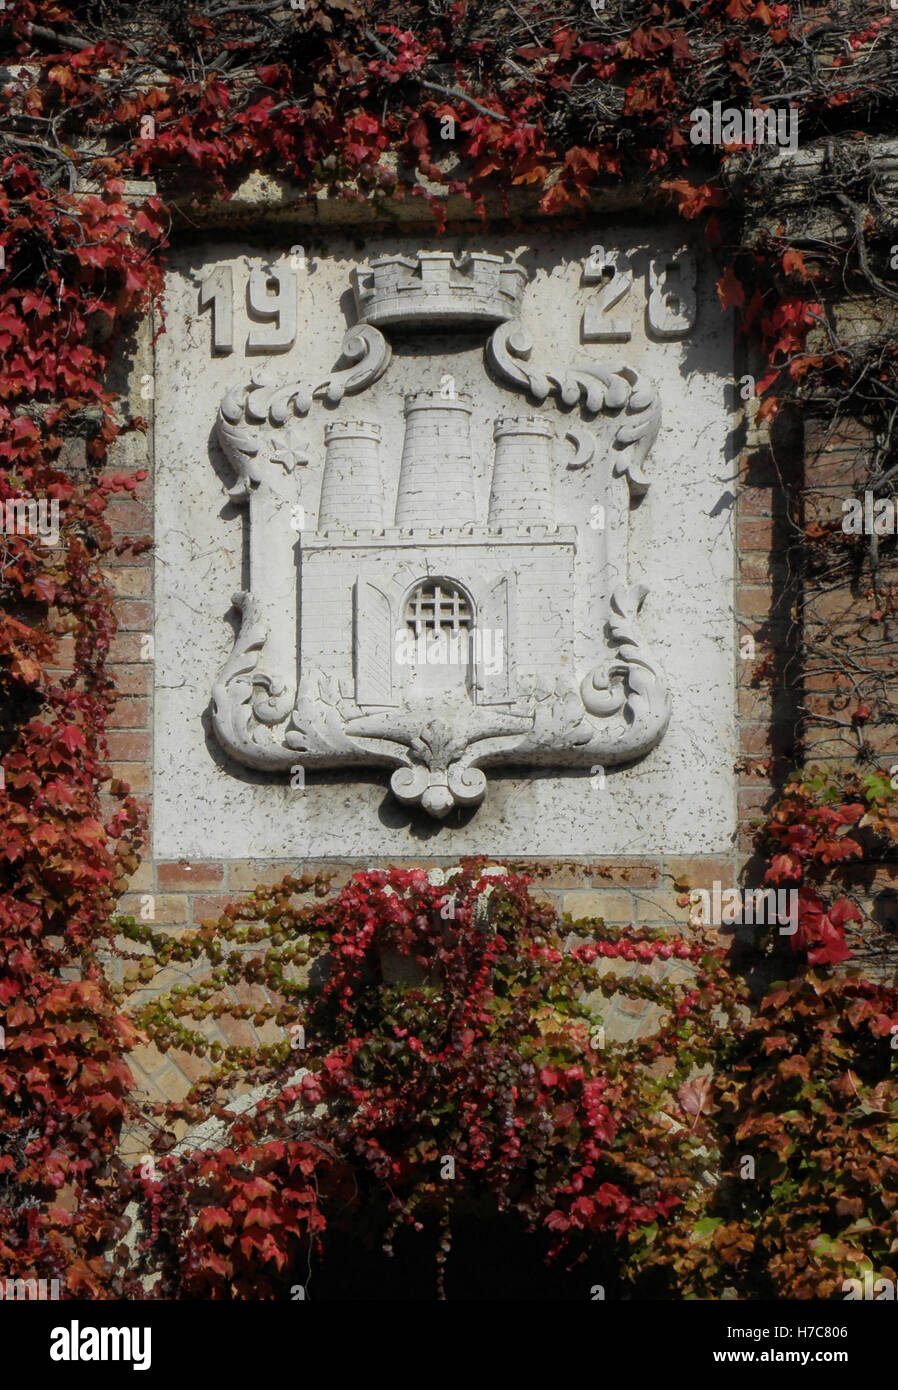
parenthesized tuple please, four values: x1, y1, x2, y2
(210, 246, 670, 817)
(300, 390, 577, 708)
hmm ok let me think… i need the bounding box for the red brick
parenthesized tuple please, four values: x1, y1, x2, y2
(738, 553, 779, 582)
(803, 671, 851, 693)
(528, 862, 594, 889)
(739, 488, 777, 516)
(804, 458, 865, 487)
(108, 697, 149, 729)
(56, 435, 87, 472)
(738, 788, 774, 820)
(803, 693, 851, 717)
(663, 856, 737, 889)
(107, 730, 150, 760)
(109, 762, 150, 794)
(229, 982, 274, 1011)
(228, 861, 305, 892)
(381, 858, 443, 871)
(190, 894, 235, 924)
(138, 1063, 190, 1105)
(103, 548, 153, 567)
(48, 635, 75, 668)
(808, 589, 853, 622)
(738, 827, 759, 855)
(120, 861, 153, 893)
(105, 498, 152, 534)
(217, 1017, 259, 1051)
(110, 664, 150, 696)
(107, 497, 152, 533)
(739, 724, 769, 755)
(590, 860, 659, 887)
(737, 519, 774, 550)
(561, 889, 632, 922)
(117, 893, 187, 924)
(110, 632, 151, 662)
(114, 599, 152, 630)
(167, 1048, 213, 1087)
(302, 861, 356, 893)
(158, 861, 225, 890)
(739, 724, 795, 757)
(738, 586, 778, 619)
(804, 493, 852, 526)
(738, 687, 774, 721)
(617, 995, 651, 1018)
(856, 727, 898, 756)
(629, 886, 689, 924)
(101, 565, 151, 596)
(805, 420, 872, 459)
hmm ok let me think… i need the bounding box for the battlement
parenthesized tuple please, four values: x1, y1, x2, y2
(404, 390, 473, 413)
(493, 414, 554, 438)
(304, 523, 578, 547)
(323, 420, 382, 440)
(351, 251, 529, 331)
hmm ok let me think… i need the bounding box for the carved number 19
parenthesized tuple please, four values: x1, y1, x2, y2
(198, 263, 299, 355)
(198, 265, 234, 354)
(247, 267, 298, 352)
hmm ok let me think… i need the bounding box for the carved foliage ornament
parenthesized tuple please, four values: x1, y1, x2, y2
(210, 249, 672, 818)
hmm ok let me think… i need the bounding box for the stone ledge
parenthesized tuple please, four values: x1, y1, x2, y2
(167, 163, 672, 232)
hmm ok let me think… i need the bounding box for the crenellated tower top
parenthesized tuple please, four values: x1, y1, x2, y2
(351, 251, 529, 331)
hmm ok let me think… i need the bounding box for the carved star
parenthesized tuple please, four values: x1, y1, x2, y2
(269, 425, 309, 473)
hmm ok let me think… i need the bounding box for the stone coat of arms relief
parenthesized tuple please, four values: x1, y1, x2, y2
(209, 249, 676, 819)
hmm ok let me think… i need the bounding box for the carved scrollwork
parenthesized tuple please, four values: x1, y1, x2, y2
(564, 426, 596, 469)
(486, 585, 669, 770)
(211, 592, 297, 770)
(251, 674, 294, 726)
(578, 583, 671, 753)
(216, 325, 391, 498)
(388, 722, 490, 818)
(285, 673, 377, 762)
(448, 763, 489, 806)
(390, 763, 488, 819)
(486, 320, 661, 495)
(390, 764, 438, 812)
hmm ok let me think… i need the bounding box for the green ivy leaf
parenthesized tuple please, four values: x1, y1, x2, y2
(692, 1217, 722, 1243)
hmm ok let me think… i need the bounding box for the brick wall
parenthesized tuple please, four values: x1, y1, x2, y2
(800, 407, 898, 967)
(802, 413, 898, 768)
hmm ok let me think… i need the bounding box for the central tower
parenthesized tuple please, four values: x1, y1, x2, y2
(394, 391, 477, 528)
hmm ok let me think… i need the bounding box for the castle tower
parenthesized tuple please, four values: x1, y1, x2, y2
(318, 421, 384, 531)
(488, 415, 554, 528)
(394, 392, 477, 528)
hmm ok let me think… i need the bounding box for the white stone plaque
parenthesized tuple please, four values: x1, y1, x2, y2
(153, 231, 736, 858)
